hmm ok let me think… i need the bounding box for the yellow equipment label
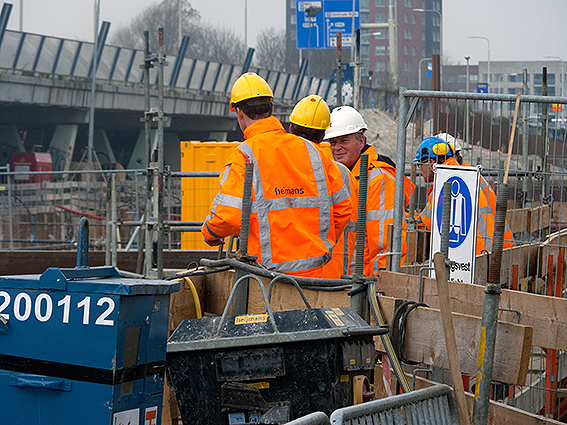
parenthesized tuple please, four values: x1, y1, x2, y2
(249, 382, 270, 389)
(234, 313, 268, 325)
(350, 359, 356, 365)
(332, 308, 345, 315)
(325, 310, 345, 327)
(340, 375, 350, 382)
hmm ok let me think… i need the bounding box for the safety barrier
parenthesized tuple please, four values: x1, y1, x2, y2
(286, 411, 331, 425)
(329, 384, 459, 425)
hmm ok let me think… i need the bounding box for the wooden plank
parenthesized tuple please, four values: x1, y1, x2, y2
(507, 205, 550, 234)
(403, 307, 532, 385)
(377, 271, 567, 351)
(375, 363, 565, 425)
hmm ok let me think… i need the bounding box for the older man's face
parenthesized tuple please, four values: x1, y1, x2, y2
(420, 158, 436, 183)
(329, 133, 365, 169)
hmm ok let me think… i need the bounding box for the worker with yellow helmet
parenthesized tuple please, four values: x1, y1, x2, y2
(288, 95, 358, 278)
(202, 74, 353, 278)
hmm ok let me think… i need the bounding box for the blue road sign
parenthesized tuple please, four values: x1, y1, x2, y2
(296, 0, 360, 50)
(477, 83, 488, 93)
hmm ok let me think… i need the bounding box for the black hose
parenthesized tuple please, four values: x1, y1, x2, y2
(200, 258, 353, 291)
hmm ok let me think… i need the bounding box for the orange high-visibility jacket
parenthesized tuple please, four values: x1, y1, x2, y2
(466, 161, 515, 249)
(351, 146, 415, 276)
(321, 160, 358, 279)
(418, 157, 497, 256)
(202, 116, 353, 278)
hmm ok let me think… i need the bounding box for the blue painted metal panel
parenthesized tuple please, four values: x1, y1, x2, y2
(223, 64, 235, 93)
(124, 49, 137, 82)
(0, 3, 12, 50)
(108, 47, 121, 80)
(186, 59, 197, 89)
(88, 20, 110, 77)
(199, 61, 210, 90)
(11, 32, 25, 70)
(242, 47, 255, 73)
(211, 61, 223, 91)
(69, 41, 83, 77)
(32, 36, 45, 72)
(169, 35, 189, 87)
(51, 38, 65, 74)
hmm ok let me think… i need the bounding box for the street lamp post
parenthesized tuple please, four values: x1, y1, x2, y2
(544, 55, 564, 126)
(469, 36, 490, 92)
(418, 57, 431, 90)
(87, 0, 100, 183)
(414, 8, 442, 90)
(465, 56, 470, 92)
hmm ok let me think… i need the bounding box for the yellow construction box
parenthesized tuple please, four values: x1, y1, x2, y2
(180, 141, 333, 250)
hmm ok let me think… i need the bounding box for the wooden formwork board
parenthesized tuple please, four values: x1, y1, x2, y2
(372, 295, 531, 385)
(377, 271, 567, 351)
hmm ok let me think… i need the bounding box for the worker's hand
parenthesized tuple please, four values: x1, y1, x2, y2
(204, 237, 224, 247)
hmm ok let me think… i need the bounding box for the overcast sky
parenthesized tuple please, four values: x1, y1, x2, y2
(5, 0, 566, 65)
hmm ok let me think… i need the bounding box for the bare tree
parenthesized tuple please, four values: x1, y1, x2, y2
(111, 0, 199, 54)
(110, 0, 246, 65)
(185, 23, 246, 65)
(255, 28, 286, 71)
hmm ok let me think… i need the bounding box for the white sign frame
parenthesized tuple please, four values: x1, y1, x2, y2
(430, 164, 481, 283)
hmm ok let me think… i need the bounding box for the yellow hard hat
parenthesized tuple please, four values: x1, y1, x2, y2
(289, 95, 331, 130)
(229, 72, 273, 112)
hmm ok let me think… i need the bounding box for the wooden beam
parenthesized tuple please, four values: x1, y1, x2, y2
(377, 271, 567, 351)
(403, 307, 532, 385)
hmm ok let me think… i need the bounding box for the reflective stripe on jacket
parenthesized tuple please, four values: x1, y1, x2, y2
(321, 160, 358, 279)
(418, 157, 497, 256)
(201, 115, 353, 277)
(448, 158, 514, 249)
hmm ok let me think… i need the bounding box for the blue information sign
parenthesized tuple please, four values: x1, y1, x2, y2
(296, 0, 360, 50)
(477, 83, 488, 93)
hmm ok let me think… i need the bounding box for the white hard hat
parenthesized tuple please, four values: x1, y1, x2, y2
(324, 106, 368, 140)
(437, 132, 462, 152)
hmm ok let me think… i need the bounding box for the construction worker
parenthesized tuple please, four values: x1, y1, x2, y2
(414, 136, 512, 256)
(288, 95, 358, 279)
(324, 106, 415, 276)
(201, 74, 353, 278)
(432, 133, 514, 249)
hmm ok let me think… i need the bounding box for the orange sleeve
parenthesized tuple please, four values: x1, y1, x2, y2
(201, 151, 247, 243)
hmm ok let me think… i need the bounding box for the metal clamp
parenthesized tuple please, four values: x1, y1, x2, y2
(498, 308, 521, 324)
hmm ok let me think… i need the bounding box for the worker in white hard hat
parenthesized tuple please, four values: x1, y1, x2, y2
(324, 106, 415, 276)
(288, 95, 358, 279)
(202, 75, 353, 278)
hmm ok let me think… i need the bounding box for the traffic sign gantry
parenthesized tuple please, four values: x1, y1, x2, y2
(296, 0, 360, 50)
